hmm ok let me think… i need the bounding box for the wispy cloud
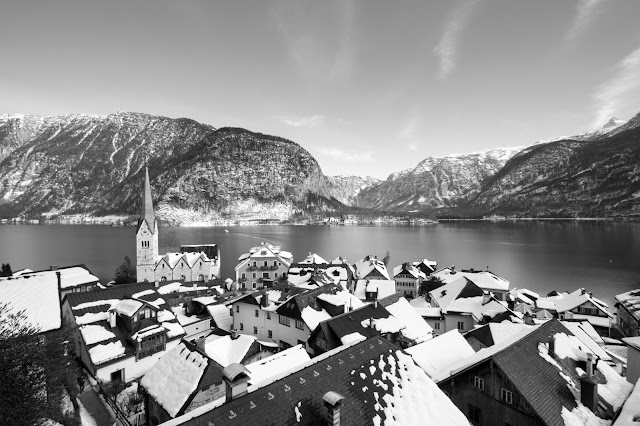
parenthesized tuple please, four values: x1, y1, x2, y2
(397, 111, 422, 151)
(592, 45, 640, 128)
(318, 146, 372, 162)
(278, 115, 326, 128)
(434, 0, 481, 79)
(565, 0, 605, 41)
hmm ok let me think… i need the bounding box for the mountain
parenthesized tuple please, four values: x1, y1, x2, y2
(471, 113, 640, 217)
(327, 175, 381, 205)
(0, 113, 343, 223)
(351, 147, 524, 211)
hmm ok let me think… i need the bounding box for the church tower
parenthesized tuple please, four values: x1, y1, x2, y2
(136, 167, 159, 283)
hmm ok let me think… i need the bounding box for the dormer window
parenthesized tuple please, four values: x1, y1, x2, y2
(261, 250, 267, 255)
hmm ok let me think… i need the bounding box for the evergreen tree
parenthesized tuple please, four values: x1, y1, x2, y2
(382, 251, 391, 267)
(0, 263, 12, 277)
(0, 303, 80, 425)
(420, 275, 445, 296)
(114, 256, 137, 284)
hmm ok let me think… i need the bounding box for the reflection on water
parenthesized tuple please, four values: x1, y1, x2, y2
(1, 221, 639, 307)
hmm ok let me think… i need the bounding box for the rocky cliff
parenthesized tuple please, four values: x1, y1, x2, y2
(327, 175, 381, 205)
(471, 113, 640, 217)
(0, 113, 342, 222)
(351, 147, 523, 211)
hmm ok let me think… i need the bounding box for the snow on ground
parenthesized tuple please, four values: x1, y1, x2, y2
(80, 324, 116, 345)
(300, 305, 331, 331)
(89, 341, 126, 365)
(140, 342, 208, 418)
(77, 398, 99, 426)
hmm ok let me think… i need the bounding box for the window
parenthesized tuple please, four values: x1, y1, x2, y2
(241, 273, 246, 279)
(268, 330, 273, 338)
(255, 309, 259, 317)
(295, 320, 305, 330)
(501, 388, 513, 404)
(241, 283, 246, 289)
(279, 315, 290, 327)
(240, 323, 244, 331)
(252, 282, 256, 289)
(252, 272, 257, 279)
(161, 276, 167, 281)
(273, 260, 277, 266)
(297, 340, 306, 348)
(474, 376, 484, 391)
(434, 322, 441, 330)
(266, 312, 271, 320)
(110, 369, 124, 383)
(317, 337, 327, 350)
(264, 261, 268, 267)
(457, 321, 465, 331)
(236, 306, 239, 313)
(253, 326, 258, 335)
(262, 272, 269, 279)
(468, 404, 481, 426)
(275, 272, 278, 278)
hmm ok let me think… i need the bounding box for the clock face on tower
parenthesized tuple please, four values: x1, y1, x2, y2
(142, 229, 149, 236)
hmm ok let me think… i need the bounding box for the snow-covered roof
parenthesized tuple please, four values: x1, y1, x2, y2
(0, 274, 62, 333)
(428, 276, 476, 310)
(114, 299, 143, 317)
(300, 305, 331, 331)
(405, 329, 475, 378)
(245, 345, 311, 386)
(80, 324, 116, 345)
(353, 280, 397, 301)
(409, 297, 441, 317)
(615, 289, 640, 323)
(353, 256, 390, 280)
(445, 296, 510, 321)
(161, 321, 186, 339)
(298, 252, 328, 264)
(206, 304, 233, 332)
(158, 282, 210, 294)
(89, 341, 126, 365)
(204, 334, 257, 367)
(236, 242, 293, 270)
(141, 342, 209, 418)
(361, 316, 405, 334)
(317, 291, 364, 311)
(553, 289, 609, 314)
(392, 263, 426, 280)
(433, 267, 510, 292)
(560, 321, 610, 362)
(613, 378, 640, 426)
(385, 297, 433, 344)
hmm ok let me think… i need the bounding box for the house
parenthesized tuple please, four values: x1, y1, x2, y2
(392, 262, 426, 299)
(353, 279, 397, 302)
(287, 254, 355, 291)
(435, 319, 632, 426)
(536, 288, 613, 334)
(616, 289, 640, 337)
(29, 265, 100, 297)
(230, 283, 361, 353)
(464, 322, 536, 352)
(307, 302, 396, 354)
(158, 336, 470, 426)
(235, 242, 292, 291)
(614, 377, 640, 426)
(623, 336, 640, 385)
(383, 297, 434, 346)
(244, 344, 311, 387)
(409, 296, 445, 334)
(428, 277, 511, 334)
(0, 272, 63, 334)
(413, 258, 438, 275)
(171, 300, 213, 341)
(136, 168, 220, 283)
(61, 282, 186, 383)
(201, 331, 274, 367)
(353, 255, 390, 280)
(433, 266, 510, 301)
(141, 340, 225, 424)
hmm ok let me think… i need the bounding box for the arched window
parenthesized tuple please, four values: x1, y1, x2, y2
(180, 275, 186, 281)
(198, 274, 205, 282)
(161, 276, 167, 281)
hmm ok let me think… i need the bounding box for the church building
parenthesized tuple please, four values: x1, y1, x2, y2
(136, 168, 220, 283)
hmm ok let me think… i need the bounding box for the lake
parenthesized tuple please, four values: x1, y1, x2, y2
(1, 221, 639, 308)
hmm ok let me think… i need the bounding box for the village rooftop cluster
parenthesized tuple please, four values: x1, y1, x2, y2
(2, 170, 640, 426)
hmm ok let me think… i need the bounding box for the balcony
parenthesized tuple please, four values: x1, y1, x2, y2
(246, 266, 257, 271)
(239, 277, 247, 282)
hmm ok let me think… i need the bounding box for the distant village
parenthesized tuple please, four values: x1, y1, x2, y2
(2, 170, 640, 426)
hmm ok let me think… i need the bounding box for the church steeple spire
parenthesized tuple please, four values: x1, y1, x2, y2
(139, 167, 156, 234)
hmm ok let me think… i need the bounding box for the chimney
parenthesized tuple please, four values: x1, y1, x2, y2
(50, 265, 58, 271)
(261, 294, 269, 308)
(323, 391, 345, 426)
(482, 292, 491, 305)
(549, 336, 556, 357)
(450, 265, 456, 274)
(154, 280, 159, 288)
(580, 355, 598, 413)
(56, 271, 62, 291)
(223, 364, 250, 403)
(195, 336, 206, 352)
(231, 329, 239, 340)
(108, 309, 117, 329)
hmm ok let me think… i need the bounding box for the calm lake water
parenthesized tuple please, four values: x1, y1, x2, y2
(1, 221, 639, 308)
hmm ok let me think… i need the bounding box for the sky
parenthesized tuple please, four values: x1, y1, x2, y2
(2, 0, 640, 179)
